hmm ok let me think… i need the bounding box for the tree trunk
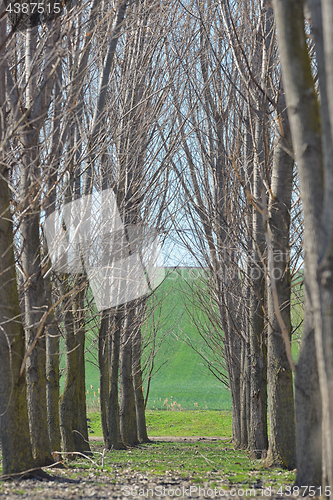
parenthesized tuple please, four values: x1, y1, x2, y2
(21, 127, 53, 467)
(58, 275, 91, 455)
(59, 281, 77, 456)
(73, 283, 91, 454)
(18, 21, 54, 467)
(119, 308, 138, 446)
(241, 111, 252, 451)
(132, 307, 149, 443)
(74, 331, 90, 453)
(99, 311, 110, 445)
(240, 339, 249, 449)
(266, 92, 296, 469)
(45, 287, 61, 455)
(0, 138, 34, 473)
(228, 327, 242, 448)
(311, 0, 333, 488)
(45, 61, 62, 456)
(249, 119, 268, 458)
(294, 279, 322, 486)
(108, 311, 124, 449)
(272, 0, 324, 485)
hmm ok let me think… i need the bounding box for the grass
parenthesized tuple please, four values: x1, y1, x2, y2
(0, 269, 302, 493)
(141, 269, 231, 411)
(96, 441, 296, 487)
(69, 268, 232, 412)
(82, 268, 303, 412)
(87, 412, 103, 437)
(0, 440, 296, 490)
(0, 410, 295, 491)
(88, 410, 232, 438)
(84, 405, 295, 489)
(146, 410, 232, 437)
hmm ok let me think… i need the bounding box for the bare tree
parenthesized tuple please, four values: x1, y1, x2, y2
(272, 0, 333, 487)
(0, 4, 35, 475)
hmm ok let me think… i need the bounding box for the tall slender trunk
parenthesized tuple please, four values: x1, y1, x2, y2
(45, 279, 61, 454)
(58, 135, 91, 455)
(99, 311, 110, 445)
(59, 278, 78, 456)
(241, 110, 252, 450)
(19, 21, 55, 467)
(73, 282, 91, 453)
(273, 0, 324, 485)
(249, 118, 268, 458)
(294, 279, 322, 485)
(240, 338, 250, 448)
(266, 92, 295, 468)
(132, 304, 149, 443)
(292, 0, 325, 485)
(59, 274, 91, 454)
(119, 307, 138, 446)
(21, 127, 53, 467)
(227, 324, 242, 447)
(45, 71, 62, 453)
(108, 310, 124, 449)
(0, 26, 34, 467)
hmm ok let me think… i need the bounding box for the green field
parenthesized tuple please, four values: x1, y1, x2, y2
(141, 268, 232, 410)
(80, 268, 231, 412)
(67, 267, 303, 412)
(84, 410, 297, 489)
(88, 410, 233, 438)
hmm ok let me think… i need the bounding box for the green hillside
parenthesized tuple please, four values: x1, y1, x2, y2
(79, 268, 231, 411)
(141, 268, 231, 410)
(63, 267, 303, 412)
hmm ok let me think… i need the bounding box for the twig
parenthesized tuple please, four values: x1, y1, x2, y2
(51, 451, 99, 467)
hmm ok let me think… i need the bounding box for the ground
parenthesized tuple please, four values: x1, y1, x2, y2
(0, 470, 264, 499)
(0, 436, 297, 500)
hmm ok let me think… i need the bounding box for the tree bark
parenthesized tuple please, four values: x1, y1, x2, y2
(240, 339, 250, 449)
(59, 280, 78, 457)
(227, 326, 242, 448)
(108, 310, 124, 449)
(58, 274, 91, 455)
(294, 278, 322, 486)
(99, 311, 110, 445)
(45, 78, 62, 454)
(272, 0, 324, 485)
(18, 17, 62, 467)
(73, 284, 91, 454)
(241, 110, 252, 451)
(249, 118, 268, 458)
(20, 126, 53, 467)
(0, 40, 34, 470)
(119, 308, 138, 446)
(45, 284, 61, 455)
(132, 305, 149, 443)
(266, 91, 296, 469)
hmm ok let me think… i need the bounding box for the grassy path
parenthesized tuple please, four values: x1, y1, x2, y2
(88, 410, 233, 438)
(0, 411, 296, 497)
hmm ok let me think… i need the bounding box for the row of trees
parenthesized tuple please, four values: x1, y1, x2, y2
(0, 0, 174, 473)
(0, 0, 331, 490)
